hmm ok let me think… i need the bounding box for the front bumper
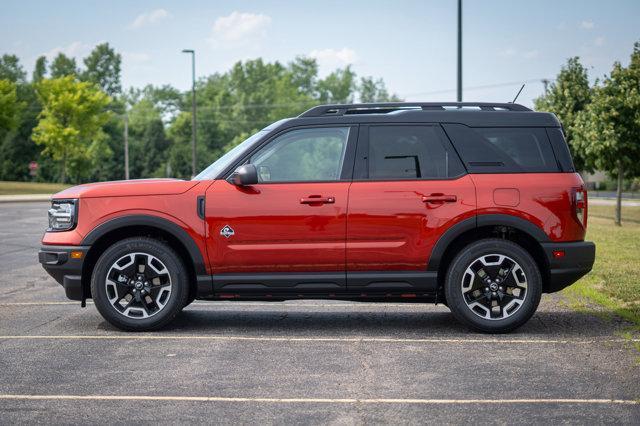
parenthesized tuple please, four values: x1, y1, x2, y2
(541, 241, 596, 293)
(38, 245, 90, 301)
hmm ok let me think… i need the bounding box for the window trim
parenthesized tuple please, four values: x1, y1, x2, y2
(353, 123, 467, 182)
(221, 124, 359, 184)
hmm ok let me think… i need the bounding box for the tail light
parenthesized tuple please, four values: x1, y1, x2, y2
(574, 188, 587, 228)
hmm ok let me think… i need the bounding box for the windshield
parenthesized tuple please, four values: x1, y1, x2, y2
(192, 130, 268, 180)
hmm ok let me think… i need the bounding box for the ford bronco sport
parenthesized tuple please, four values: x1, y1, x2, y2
(39, 102, 595, 333)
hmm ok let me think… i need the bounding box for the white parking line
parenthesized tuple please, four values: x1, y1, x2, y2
(0, 335, 637, 344)
(0, 394, 636, 405)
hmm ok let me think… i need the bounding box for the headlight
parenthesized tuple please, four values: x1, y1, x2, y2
(48, 199, 77, 231)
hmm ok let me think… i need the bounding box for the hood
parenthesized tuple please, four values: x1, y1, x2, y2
(52, 178, 199, 199)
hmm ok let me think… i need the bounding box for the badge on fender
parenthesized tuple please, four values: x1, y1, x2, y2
(220, 225, 235, 238)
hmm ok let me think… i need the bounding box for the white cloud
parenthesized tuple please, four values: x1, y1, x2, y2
(498, 47, 539, 60)
(45, 41, 90, 59)
(309, 47, 358, 66)
(580, 20, 595, 30)
(210, 12, 271, 44)
(594, 36, 605, 47)
(122, 51, 151, 63)
(129, 9, 171, 29)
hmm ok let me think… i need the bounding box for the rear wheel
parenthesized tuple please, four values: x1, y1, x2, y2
(445, 239, 542, 333)
(91, 237, 188, 331)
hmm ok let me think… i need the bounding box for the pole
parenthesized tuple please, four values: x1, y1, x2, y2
(190, 52, 197, 178)
(457, 0, 462, 102)
(124, 113, 129, 180)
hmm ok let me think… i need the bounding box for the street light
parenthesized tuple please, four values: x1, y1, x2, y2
(182, 49, 197, 177)
(457, 0, 462, 102)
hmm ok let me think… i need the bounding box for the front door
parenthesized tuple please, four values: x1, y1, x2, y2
(205, 125, 357, 293)
(346, 124, 476, 291)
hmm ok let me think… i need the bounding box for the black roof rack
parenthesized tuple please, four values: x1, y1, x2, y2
(299, 102, 531, 117)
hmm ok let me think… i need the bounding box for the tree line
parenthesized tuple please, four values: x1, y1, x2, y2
(535, 42, 640, 226)
(0, 43, 400, 184)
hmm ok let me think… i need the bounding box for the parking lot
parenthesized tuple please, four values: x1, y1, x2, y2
(0, 202, 638, 424)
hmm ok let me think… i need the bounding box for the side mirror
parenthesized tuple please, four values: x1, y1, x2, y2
(230, 164, 258, 186)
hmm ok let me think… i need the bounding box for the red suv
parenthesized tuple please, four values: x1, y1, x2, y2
(39, 102, 595, 333)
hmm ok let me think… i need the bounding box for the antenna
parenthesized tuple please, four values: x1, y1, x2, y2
(511, 84, 525, 103)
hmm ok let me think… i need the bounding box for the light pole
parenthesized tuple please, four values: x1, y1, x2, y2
(182, 49, 197, 177)
(457, 0, 462, 102)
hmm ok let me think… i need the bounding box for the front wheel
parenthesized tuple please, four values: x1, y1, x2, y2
(445, 239, 542, 333)
(91, 237, 189, 331)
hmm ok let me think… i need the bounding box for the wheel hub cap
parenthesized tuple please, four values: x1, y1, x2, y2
(460, 253, 528, 320)
(104, 252, 173, 319)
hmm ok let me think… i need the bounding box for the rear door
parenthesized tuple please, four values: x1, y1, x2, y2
(205, 125, 357, 292)
(346, 124, 476, 291)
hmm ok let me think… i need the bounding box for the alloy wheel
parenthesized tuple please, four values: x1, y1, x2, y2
(105, 252, 172, 319)
(460, 253, 528, 320)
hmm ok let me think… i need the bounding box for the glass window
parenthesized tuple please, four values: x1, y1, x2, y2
(442, 124, 560, 173)
(250, 127, 349, 182)
(474, 128, 558, 172)
(368, 125, 464, 179)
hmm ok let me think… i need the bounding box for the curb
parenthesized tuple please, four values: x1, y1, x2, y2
(0, 194, 51, 203)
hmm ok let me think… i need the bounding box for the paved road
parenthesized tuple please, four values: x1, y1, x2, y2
(0, 202, 638, 424)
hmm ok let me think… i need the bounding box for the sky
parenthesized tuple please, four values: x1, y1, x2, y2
(1, 0, 639, 108)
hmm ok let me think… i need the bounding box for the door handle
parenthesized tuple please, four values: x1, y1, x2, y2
(300, 195, 335, 205)
(422, 194, 457, 203)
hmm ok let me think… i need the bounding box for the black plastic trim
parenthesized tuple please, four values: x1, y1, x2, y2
(38, 245, 90, 301)
(541, 241, 595, 293)
(427, 214, 550, 271)
(427, 216, 477, 271)
(81, 215, 207, 275)
(347, 271, 437, 291)
(212, 272, 346, 292)
(477, 214, 549, 241)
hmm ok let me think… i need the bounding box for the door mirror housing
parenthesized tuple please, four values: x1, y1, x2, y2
(230, 164, 258, 186)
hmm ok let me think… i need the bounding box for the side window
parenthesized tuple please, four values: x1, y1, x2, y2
(368, 125, 464, 179)
(250, 127, 349, 182)
(442, 124, 560, 173)
(474, 128, 558, 172)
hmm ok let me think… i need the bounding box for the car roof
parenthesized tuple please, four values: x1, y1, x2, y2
(266, 102, 561, 131)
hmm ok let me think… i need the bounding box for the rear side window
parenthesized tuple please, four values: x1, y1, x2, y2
(546, 128, 575, 172)
(442, 124, 560, 173)
(368, 125, 465, 179)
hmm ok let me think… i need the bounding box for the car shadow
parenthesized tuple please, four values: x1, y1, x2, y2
(120, 305, 630, 338)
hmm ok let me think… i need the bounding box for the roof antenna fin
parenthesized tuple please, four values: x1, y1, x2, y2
(511, 84, 525, 103)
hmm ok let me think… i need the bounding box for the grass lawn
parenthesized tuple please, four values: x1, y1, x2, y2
(589, 203, 640, 224)
(562, 214, 640, 338)
(0, 181, 70, 195)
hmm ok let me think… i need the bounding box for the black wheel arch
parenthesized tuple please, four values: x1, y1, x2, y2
(429, 214, 550, 294)
(80, 215, 207, 301)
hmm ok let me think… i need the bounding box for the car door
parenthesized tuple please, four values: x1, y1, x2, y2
(205, 125, 358, 292)
(346, 124, 476, 291)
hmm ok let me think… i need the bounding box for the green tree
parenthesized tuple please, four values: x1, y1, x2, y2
(83, 43, 122, 96)
(0, 54, 26, 82)
(0, 80, 21, 134)
(573, 43, 640, 226)
(32, 56, 47, 82)
(359, 76, 402, 103)
(50, 53, 78, 78)
(32, 76, 111, 183)
(317, 66, 356, 103)
(534, 57, 592, 171)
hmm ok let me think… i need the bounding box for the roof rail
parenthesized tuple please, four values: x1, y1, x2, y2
(299, 102, 531, 117)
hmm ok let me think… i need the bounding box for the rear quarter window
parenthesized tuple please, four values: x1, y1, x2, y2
(442, 124, 560, 173)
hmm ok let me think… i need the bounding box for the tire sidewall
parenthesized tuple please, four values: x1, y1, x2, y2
(91, 238, 188, 331)
(445, 239, 542, 333)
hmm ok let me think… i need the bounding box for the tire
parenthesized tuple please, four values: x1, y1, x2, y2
(91, 237, 189, 331)
(445, 238, 542, 333)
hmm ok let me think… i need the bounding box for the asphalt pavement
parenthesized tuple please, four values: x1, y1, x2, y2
(0, 202, 638, 424)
